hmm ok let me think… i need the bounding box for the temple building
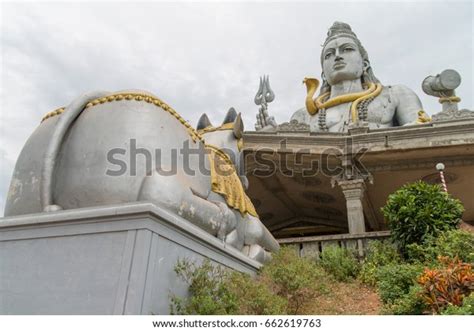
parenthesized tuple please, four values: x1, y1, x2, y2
(243, 22, 474, 252)
(244, 112, 474, 239)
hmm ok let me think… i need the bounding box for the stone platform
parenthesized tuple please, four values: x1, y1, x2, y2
(0, 202, 260, 314)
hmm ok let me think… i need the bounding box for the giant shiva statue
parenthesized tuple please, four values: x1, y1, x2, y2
(256, 21, 430, 132)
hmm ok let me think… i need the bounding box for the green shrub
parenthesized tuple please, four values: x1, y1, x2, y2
(359, 241, 401, 286)
(407, 229, 474, 264)
(171, 248, 329, 315)
(381, 181, 464, 257)
(226, 272, 287, 315)
(377, 263, 423, 304)
(319, 245, 360, 282)
(262, 247, 328, 314)
(382, 284, 426, 315)
(359, 263, 379, 287)
(171, 259, 238, 315)
(442, 293, 474, 315)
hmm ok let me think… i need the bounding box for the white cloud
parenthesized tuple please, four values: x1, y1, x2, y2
(0, 1, 472, 215)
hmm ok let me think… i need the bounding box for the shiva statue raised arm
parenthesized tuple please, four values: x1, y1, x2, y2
(257, 21, 429, 132)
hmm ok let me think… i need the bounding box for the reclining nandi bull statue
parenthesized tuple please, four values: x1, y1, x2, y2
(4, 90, 279, 263)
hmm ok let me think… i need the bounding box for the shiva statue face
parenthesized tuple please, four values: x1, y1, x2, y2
(322, 36, 368, 86)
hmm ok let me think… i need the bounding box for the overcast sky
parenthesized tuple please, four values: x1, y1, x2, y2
(0, 1, 473, 216)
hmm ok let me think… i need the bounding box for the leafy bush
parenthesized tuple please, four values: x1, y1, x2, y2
(359, 241, 401, 286)
(262, 247, 329, 314)
(377, 263, 423, 304)
(382, 284, 426, 315)
(319, 245, 360, 282)
(418, 256, 474, 314)
(442, 293, 474, 315)
(171, 247, 329, 315)
(171, 259, 238, 314)
(407, 229, 474, 264)
(381, 181, 464, 257)
(226, 272, 287, 315)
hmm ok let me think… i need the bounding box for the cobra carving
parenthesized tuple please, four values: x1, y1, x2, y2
(5, 90, 279, 263)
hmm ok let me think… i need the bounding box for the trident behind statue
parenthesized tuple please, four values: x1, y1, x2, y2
(254, 75, 277, 131)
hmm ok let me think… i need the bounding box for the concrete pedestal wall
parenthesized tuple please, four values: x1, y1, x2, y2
(0, 202, 260, 315)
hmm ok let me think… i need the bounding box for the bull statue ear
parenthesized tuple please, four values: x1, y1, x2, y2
(233, 112, 244, 139)
(222, 107, 237, 125)
(197, 113, 212, 130)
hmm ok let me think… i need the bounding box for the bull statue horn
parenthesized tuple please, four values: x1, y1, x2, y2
(197, 113, 213, 130)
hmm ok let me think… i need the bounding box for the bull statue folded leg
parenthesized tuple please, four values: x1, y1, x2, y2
(4, 90, 279, 263)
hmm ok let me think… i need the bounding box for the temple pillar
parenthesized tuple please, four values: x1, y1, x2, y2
(337, 179, 366, 234)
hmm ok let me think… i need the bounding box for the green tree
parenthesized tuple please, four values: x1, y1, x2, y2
(381, 181, 464, 257)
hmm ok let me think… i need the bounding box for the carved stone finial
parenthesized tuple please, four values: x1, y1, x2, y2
(276, 120, 310, 132)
